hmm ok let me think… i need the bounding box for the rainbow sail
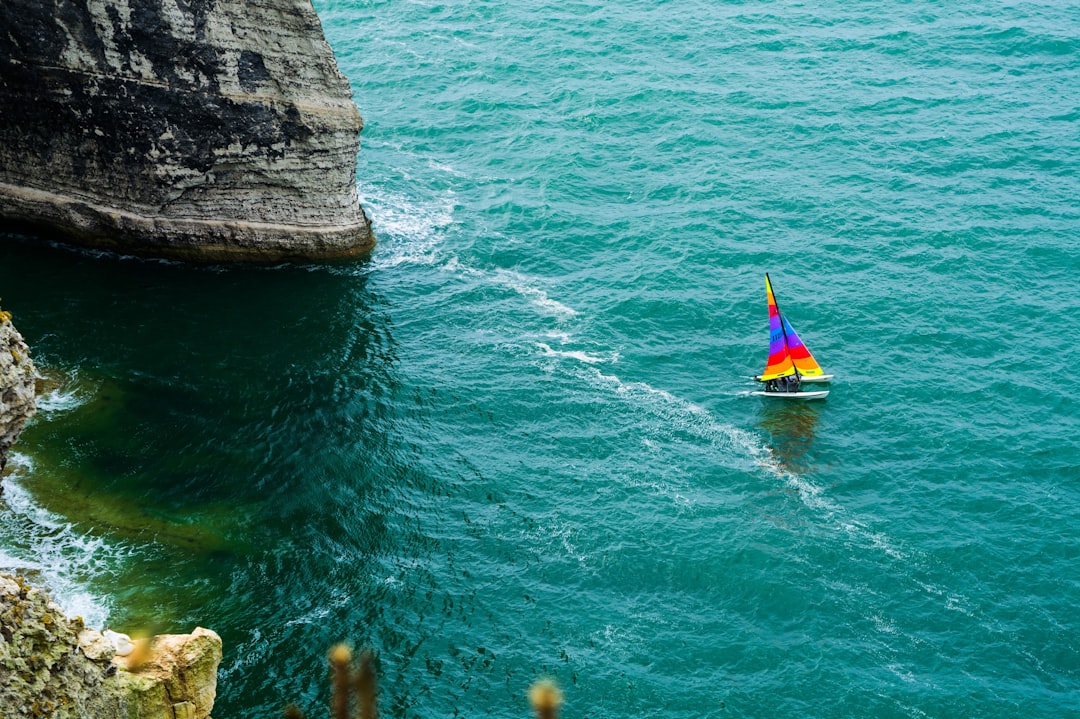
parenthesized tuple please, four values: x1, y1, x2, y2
(758, 274, 829, 382)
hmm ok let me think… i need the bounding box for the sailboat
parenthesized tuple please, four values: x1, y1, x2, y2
(751, 273, 832, 400)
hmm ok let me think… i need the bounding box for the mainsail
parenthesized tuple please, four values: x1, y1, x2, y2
(758, 273, 828, 382)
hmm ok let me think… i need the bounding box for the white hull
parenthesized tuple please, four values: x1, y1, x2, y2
(751, 390, 829, 400)
(798, 374, 833, 383)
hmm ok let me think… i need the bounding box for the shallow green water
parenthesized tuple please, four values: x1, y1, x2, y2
(2, 1, 1079, 716)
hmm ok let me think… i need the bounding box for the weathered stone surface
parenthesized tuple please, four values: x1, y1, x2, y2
(78, 628, 118, 663)
(0, 572, 223, 719)
(0, 310, 36, 473)
(114, 627, 222, 719)
(0, 572, 121, 718)
(0, 0, 374, 261)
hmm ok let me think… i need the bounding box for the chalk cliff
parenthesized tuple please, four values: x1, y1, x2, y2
(0, 309, 35, 473)
(0, 572, 222, 719)
(0, 0, 374, 261)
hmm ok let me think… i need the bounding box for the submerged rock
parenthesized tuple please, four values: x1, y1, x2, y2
(0, 0, 374, 261)
(0, 311, 36, 473)
(0, 572, 222, 719)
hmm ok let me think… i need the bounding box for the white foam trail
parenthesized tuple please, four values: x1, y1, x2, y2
(441, 257, 580, 321)
(364, 185, 917, 585)
(535, 342, 615, 365)
(492, 268, 577, 318)
(530, 519, 588, 567)
(426, 158, 467, 176)
(585, 367, 769, 471)
(441, 255, 474, 275)
(353, 184, 580, 319)
(588, 369, 818, 499)
(542, 329, 573, 344)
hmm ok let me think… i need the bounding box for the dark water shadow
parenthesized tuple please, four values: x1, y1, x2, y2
(0, 231, 555, 718)
(758, 400, 820, 476)
(0, 233, 440, 708)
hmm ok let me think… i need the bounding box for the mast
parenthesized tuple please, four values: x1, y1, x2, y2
(766, 273, 801, 383)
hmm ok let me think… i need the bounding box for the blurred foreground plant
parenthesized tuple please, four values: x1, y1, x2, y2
(529, 678, 563, 719)
(285, 644, 377, 719)
(285, 645, 563, 719)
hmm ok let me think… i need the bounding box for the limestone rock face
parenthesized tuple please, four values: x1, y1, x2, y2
(0, 312, 36, 472)
(0, 0, 374, 261)
(0, 572, 223, 719)
(114, 627, 222, 719)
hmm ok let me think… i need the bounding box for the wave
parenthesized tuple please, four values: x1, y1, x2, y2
(362, 188, 457, 270)
(35, 372, 93, 415)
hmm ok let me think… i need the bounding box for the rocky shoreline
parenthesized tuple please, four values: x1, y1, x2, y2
(0, 572, 222, 719)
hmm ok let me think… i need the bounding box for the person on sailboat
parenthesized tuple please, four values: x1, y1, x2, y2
(764, 375, 799, 393)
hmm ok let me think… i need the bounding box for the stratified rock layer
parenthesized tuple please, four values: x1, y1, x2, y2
(0, 572, 222, 719)
(0, 0, 374, 261)
(0, 311, 36, 472)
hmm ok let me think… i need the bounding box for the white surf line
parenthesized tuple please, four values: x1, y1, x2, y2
(0, 370, 116, 628)
(0, 454, 113, 628)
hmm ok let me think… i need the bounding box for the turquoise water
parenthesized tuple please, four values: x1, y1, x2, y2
(2, 0, 1080, 716)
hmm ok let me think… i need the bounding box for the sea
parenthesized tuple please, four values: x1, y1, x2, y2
(1, 1, 1079, 717)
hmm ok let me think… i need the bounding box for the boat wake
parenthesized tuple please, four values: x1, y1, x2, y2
(534, 342, 616, 365)
(355, 188, 925, 599)
(531, 332, 917, 568)
(489, 268, 578, 319)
